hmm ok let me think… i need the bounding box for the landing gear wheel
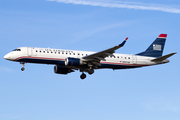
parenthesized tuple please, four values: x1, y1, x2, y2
(88, 69, 94, 75)
(21, 67, 25, 71)
(80, 73, 86, 79)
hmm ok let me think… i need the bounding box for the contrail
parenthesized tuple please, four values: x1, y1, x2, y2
(47, 0, 180, 13)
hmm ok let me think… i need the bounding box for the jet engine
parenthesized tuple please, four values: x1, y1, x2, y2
(65, 57, 84, 66)
(54, 65, 74, 74)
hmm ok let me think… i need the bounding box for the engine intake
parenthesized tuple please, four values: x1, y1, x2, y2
(65, 57, 83, 66)
(54, 66, 74, 74)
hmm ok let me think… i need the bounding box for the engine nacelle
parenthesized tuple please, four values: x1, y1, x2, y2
(65, 57, 83, 66)
(54, 66, 73, 74)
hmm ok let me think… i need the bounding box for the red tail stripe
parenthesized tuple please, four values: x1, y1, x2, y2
(158, 34, 167, 38)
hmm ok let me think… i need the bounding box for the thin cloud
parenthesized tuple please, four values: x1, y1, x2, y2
(0, 66, 14, 73)
(47, 0, 180, 13)
(142, 97, 180, 112)
(70, 20, 137, 43)
(70, 23, 124, 43)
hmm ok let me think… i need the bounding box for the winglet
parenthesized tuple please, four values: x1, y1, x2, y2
(119, 37, 128, 47)
(125, 37, 128, 41)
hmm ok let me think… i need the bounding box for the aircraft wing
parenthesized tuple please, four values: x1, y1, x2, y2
(82, 37, 128, 64)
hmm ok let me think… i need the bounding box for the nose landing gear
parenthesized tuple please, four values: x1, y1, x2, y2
(20, 62, 25, 71)
(21, 67, 25, 71)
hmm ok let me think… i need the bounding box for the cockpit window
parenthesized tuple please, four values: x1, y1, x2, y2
(13, 49, 21, 51)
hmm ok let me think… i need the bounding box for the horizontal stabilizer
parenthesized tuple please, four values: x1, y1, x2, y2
(151, 52, 177, 62)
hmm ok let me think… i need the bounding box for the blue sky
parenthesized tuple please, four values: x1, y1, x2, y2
(0, 0, 180, 120)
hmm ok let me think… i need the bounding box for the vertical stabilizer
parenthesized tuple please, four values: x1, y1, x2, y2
(136, 34, 167, 57)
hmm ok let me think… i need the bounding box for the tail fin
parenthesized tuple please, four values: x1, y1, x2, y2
(136, 34, 167, 57)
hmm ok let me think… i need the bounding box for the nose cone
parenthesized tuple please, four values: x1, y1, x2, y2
(4, 54, 8, 59)
(4, 53, 11, 60)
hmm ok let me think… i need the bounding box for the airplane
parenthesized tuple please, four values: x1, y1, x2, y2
(4, 34, 176, 79)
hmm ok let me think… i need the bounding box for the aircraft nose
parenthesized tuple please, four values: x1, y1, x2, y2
(4, 53, 10, 60)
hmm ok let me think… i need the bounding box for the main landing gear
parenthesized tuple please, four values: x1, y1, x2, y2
(88, 69, 94, 75)
(20, 62, 25, 71)
(80, 69, 95, 80)
(80, 73, 86, 79)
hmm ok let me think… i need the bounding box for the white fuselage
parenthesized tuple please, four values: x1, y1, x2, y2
(4, 47, 163, 70)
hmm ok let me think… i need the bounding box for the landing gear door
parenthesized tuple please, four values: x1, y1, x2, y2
(27, 47, 32, 56)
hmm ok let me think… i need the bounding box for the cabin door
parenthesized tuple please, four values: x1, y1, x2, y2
(132, 55, 136, 64)
(27, 47, 32, 56)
